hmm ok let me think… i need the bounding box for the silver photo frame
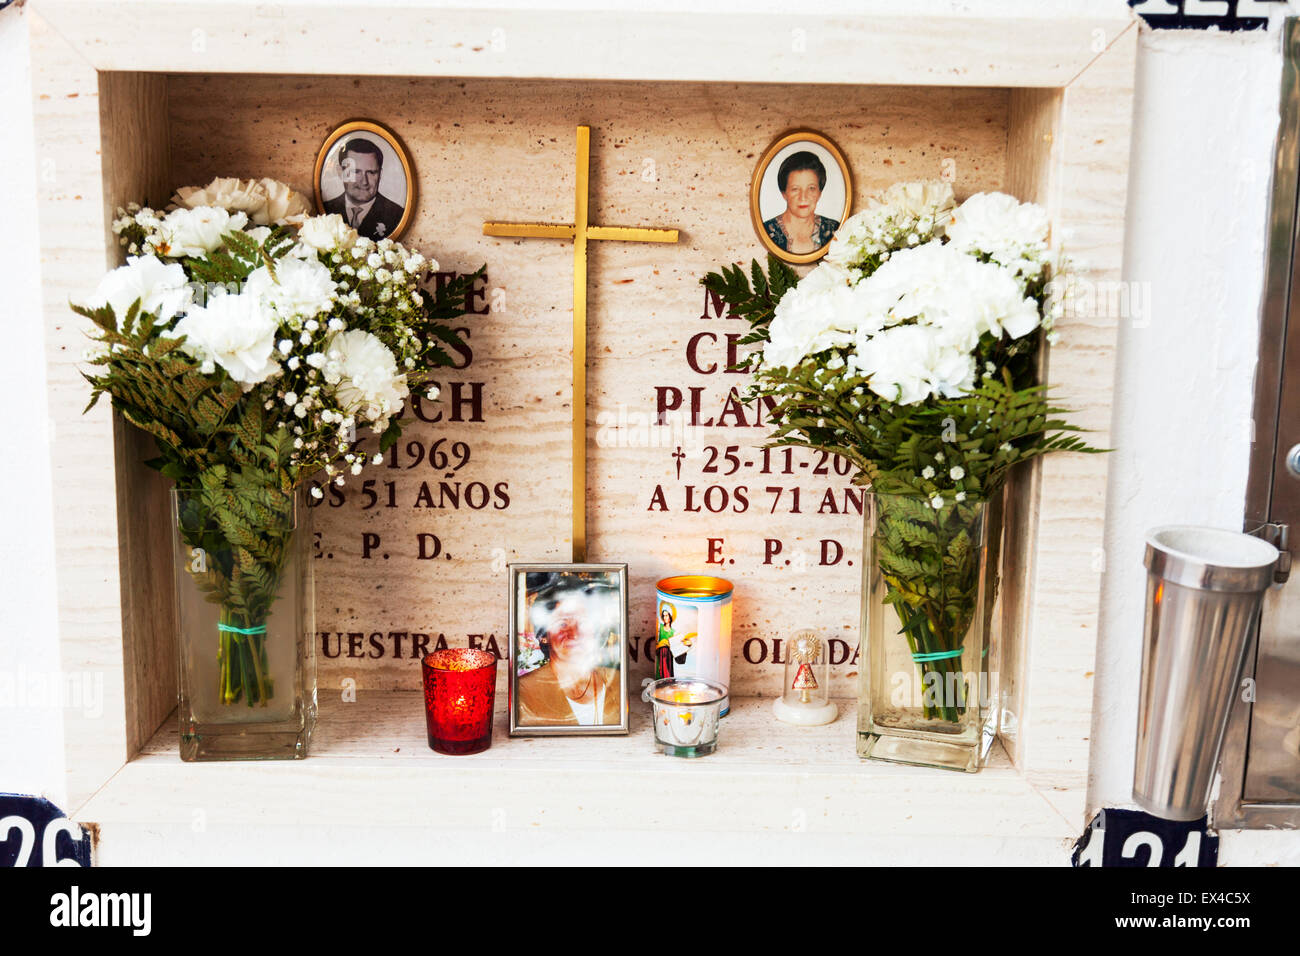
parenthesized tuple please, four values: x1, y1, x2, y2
(507, 563, 630, 737)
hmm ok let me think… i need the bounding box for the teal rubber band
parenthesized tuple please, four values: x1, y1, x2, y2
(911, 648, 964, 663)
(217, 623, 267, 635)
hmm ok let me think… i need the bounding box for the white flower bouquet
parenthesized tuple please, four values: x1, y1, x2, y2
(78, 177, 478, 709)
(704, 181, 1099, 727)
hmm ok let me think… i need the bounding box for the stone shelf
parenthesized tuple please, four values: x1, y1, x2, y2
(75, 693, 1082, 865)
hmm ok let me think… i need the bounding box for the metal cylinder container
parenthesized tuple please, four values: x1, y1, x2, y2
(1134, 526, 1279, 820)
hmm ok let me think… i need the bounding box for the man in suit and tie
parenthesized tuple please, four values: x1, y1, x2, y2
(323, 137, 405, 240)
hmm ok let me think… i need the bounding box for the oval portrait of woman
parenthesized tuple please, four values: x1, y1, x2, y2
(314, 120, 415, 242)
(750, 131, 852, 265)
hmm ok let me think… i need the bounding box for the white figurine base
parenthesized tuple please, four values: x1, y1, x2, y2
(772, 696, 839, 727)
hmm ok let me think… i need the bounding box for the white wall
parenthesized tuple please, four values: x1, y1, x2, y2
(0, 6, 68, 807)
(1093, 16, 1300, 865)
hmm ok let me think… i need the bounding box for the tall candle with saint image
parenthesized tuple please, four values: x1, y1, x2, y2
(654, 576, 732, 715)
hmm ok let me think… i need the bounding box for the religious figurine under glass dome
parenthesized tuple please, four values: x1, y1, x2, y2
(773, 629, 838, 726)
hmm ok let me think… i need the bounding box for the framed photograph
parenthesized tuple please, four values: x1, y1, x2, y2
(313, 120, 415, 241)
(508, 563, 630, 736)
(750, 130, 852, 265)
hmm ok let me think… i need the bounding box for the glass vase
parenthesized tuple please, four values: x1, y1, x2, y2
(857, 492, 1001, 772)
(172, 487, 317, 761)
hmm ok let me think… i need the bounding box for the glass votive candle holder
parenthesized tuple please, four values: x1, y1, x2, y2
(643, 677, 728, 757)
(422, 648, 497, 755)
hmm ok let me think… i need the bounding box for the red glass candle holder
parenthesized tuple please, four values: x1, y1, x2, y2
(422, 648, 497, 755)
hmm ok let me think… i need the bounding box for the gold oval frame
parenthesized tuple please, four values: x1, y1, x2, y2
(313, 120, 416, 242)
(749, 130, 853, 265)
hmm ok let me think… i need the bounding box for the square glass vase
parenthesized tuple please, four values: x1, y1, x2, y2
(172, 488, 317, 761)
(856, 491, 1002, 773)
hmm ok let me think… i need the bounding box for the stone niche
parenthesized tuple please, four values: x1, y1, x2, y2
(31, 2, 1135, 858)
(163, 73, 1016, 695)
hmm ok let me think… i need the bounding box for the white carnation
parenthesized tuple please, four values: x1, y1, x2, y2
(852, 324, 975, 405)
(946, 192, 1050, 276)
(172, 292, 281, 387)
(297, 214, 359, 252)
(855, 241, 1040, 348)
(172, 177, 311, 226)
(322, 330, 409, 426)
(172, 178, 268, 217)
(257, 178, 312, 225)
(82, 255, 192, 329)
(155, 206, 248, 258)
(763, 262, 865, 369)
(245, 257, 337, 320)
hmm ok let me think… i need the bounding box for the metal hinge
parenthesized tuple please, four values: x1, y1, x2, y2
(1251, 522, 1291, 585)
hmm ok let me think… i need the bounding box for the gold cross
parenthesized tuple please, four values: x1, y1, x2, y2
(483, 125, 679, 562)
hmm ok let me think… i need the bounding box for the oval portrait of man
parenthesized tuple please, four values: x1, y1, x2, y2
(750, 131, 852, 265)
(314, 120, 415, 242)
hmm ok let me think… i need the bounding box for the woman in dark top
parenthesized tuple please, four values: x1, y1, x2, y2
(763, 150, 840, 255)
